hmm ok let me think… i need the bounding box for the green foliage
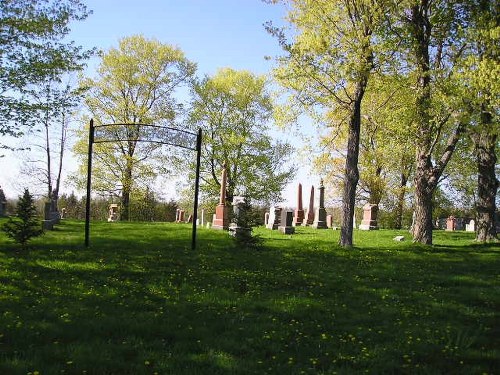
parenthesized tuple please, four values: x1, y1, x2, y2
(230, 199, 263, 249)
(0, 220, 498, 373)
(0, 0, 92, 149)
(186, 67, 294, 204)
(1, 189, 43, 248)
(74, 35, 196, 219)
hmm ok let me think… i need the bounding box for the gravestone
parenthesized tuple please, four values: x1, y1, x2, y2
(326, 215, 332, 228)
(229, 196, 252, 238)
(465, 219, 476, 232)
(212, 165, 229, 230)
(446, 216, 456, 231)
(108, 204, 119, 222)
(264, 212, 270, 226)
(303, 186, 315, 225)
(312, 180, 328, 229)
(266, 206, 282, 230)
(43, 201, 54, 230)
(359, 203, 379, 230)
(278, 210, 295, 234)
(293, 183, 305, 226)
(0, 185, 7, 217)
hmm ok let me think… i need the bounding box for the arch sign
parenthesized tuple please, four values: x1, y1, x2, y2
(84, 119, 202, 250)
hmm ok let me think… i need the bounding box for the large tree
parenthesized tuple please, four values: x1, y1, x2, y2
(395, 0, 471, 244)
(269, 0, 387, 247)
(0, 0, 91, 150)
(187, 67, 294, 205)
(463, 0, 499, 241)
(74, 35, 196, 220)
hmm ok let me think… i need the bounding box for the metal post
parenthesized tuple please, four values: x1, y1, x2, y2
(84, 119, 94, 247)
(191, 128, 202, 250)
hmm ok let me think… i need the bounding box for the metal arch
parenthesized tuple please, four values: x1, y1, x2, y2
(84, 120, 202, 250)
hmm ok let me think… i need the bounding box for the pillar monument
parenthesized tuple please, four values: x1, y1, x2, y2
(212, 165, 229, 230)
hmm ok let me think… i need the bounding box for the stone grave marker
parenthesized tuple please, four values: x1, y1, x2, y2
(266, 206, 282, 230)
(293, 183, 305, 226)
(212, 165, 229, 230)
(108, 204, 119, 222)
(326, 215, 332, 228)
(303, 185, 315, 225)
(446, 216, 456, 231)
(0, 186, 7, 217)
(312, 180, 328, 229)
(359, 203, 378, 230)
(465, 219, 476, 232)
(279, 210, 295, 234)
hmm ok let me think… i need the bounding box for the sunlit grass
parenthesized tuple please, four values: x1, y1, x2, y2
(0, 219, 498, 374)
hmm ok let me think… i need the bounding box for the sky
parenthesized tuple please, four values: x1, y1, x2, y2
(0, 0, 320, 205)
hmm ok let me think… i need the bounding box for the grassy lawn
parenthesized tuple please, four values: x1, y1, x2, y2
(0, 219, 499, 374)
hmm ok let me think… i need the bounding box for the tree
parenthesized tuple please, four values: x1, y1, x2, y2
(0, 0, 92, 151)
(74, 35, 196, 220)
(394, 0, 471, 244)
(268, 0, 387, 247)
(314, 73, 416, 226)
(2, 188, 43, 249)
(461, 0, 499, 241)
(187, 67, 294, 205)
(18, 78, 84, 208)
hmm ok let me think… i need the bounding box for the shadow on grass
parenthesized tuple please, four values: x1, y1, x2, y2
(0, 220, 498, 374)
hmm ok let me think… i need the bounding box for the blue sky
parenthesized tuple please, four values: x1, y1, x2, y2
(73, 0, 287, 76)
(1, 0, 318, 204)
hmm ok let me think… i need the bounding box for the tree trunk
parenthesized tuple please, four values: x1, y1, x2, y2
(412, 154, 434, 244)
(121, 162, 133, 221)
(475, 109, 498, 242)
(409, 1, 466, 244)
(339, 82, 365, 247)
(394, 172, 408, 229)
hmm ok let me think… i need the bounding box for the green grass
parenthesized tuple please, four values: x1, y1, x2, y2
(0, 219, 499, 374)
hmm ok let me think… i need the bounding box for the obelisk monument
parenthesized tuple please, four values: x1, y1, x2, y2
(212, 165, 229, 230)
(303, 185, 315, 226)
(293, 183, 305, 226)
(313, 179, 328, 229)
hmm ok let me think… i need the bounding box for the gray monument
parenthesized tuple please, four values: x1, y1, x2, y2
(0, 186, 6, 217)
(279, 210, 295, 234)
(312, 180, 328, 229)
(266, 206, 282, 230)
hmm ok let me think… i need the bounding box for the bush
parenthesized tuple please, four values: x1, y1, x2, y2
(2, 189, 43, 249)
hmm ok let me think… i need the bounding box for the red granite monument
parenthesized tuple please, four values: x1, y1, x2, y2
(212, 165, 229, 230)
(359, 203, 379, 230)
(293, 183, 305, 226)
(303, 185, 315, 226)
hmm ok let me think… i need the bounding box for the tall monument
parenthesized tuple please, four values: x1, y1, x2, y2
(303, 185, 315, 226)
(212, 164, 229, 230)
(312, 179, 328, 229)
(293, 183, 305, 226)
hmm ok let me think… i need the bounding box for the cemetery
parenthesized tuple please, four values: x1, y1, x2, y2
(0, 0, 498, 374)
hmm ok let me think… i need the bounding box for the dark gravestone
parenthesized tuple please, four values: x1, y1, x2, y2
(0, 185, 6, 217)
(279, 210, 295, 234)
